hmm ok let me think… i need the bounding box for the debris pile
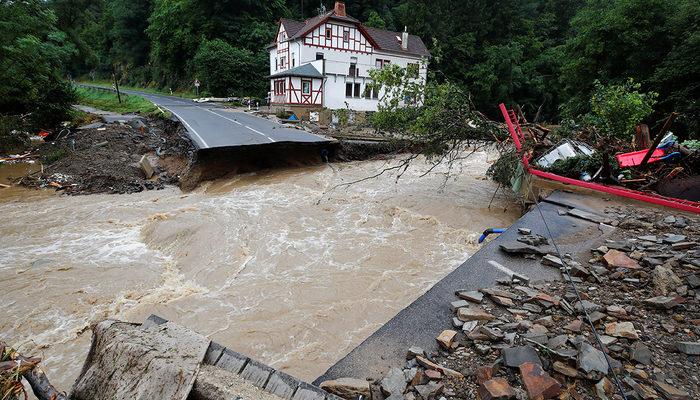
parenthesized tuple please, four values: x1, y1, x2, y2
(322, 208, 699, 399)
(520, 116, 700, 202)
(19, 117, 194, 195)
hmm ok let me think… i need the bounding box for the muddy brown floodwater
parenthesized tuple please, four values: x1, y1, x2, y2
(0, 152, 519, 393)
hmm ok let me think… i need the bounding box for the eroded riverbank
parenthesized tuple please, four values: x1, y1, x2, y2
(0, 153, 518, 392)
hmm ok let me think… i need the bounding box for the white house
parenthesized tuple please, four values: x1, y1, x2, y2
(267, 1, 430, 115)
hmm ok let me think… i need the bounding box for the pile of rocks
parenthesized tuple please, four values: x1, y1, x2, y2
(320, 208, 699, 400)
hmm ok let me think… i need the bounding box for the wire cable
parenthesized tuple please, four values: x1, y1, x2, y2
(526, 184, 629, 400)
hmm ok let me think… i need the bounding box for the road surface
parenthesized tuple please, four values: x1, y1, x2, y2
(117, 88, 330, 149)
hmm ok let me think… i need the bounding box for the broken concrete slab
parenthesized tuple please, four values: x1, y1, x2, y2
(215, 348, 250, 374)
(71, 320, 210, 400)
(499, 242, 549, 256)
(319, 378, 370, 399)
(675, 341, 700, 355)
(502, 346, 541, 368)
(577, 342, 609, 375)
(457, 306, 496, 322)
(478, 377, 516, 400)
(603, 249, 641, 269)
(519, 362, 561, 399)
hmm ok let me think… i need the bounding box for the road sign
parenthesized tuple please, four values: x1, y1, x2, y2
(194, 79, 200, 87)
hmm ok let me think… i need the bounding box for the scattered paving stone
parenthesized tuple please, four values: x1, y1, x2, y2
(671, 242, 696, 251)
(663, 234, 687, 244)
(414, 382, 443, 400)
(630, 342, 652, 365)
(491, 295, 515, 307)
(478, 378, 516, 400)
(541, 254, 565, 268)
(624, 376, 658, 399)
(606, 305, 628, 318)
(436, 330, 457, 349)
(380, 367, 406, 397)
(605, 321, 640, 340)
(406, 346, 425, 359)
(603, 249, 641, 269)
(451, 317, 463, 328)
(500, 242, 549, 256)
(594, 377, 614, 400)
(450, 300, 469, 311)
(502, 346, 541, 368)
(684, 274, 700, 289)
(639, 235, 659, 242)
(320, 378, 370, 399)
(457, 307, 496, 322)
(578, 342, 609, 375)
(552, 361, 579, 378)
(461, 321, 478, 332)
(424, 370, 442, 380)
(574, 300, 603, 312)
(644, 296, 681, 309)
(652, 380, 692, 400)
(518, 362, 561, 399)
(564, 319, 583, 333)
(518, 228, 532, 235)
(675, 341, 700, 356)
(455, 290, 483, 303)
(517, 234, 549, 246)
(652, 265, 683, 295)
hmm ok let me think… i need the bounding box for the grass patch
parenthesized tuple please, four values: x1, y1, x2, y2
(75, 86, 162, 116)
(78, 80, 198, 99)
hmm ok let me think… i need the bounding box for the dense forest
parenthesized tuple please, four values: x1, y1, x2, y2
(1, 0, 698, 132)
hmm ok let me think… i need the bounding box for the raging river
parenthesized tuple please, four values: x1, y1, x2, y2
(0, 153, 518, 392)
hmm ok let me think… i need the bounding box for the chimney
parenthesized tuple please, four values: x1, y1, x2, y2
(334, 1, 346, 16)
(401, 27, 409, 51)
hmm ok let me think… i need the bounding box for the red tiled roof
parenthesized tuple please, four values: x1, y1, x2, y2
(275, 11, 430, 58)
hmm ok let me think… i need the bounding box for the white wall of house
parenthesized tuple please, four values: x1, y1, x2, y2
(269, 20, 428, 111)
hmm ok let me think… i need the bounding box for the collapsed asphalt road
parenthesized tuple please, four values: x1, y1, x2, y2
(103, 87, 331, 149)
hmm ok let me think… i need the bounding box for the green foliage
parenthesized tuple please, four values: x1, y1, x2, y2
(333, 109, 350, 126)
(0, 116, 30, 154)
(544, 152, 621, 179)
(0, 0, 76, 132)
(43, 147, 68, 164)
(370, 62, 503, 158)
(75, 87, 160, 116)
(193, 39, 261, 97)
(560, 0, 698, 134)
(584, 79, 657, 140)
(365, 10, 386, 29)
(682, 140, 700, 150)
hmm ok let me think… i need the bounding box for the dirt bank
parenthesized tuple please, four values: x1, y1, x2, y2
(19, 117, 195, 195)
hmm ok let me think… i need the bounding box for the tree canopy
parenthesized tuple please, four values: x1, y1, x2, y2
(1, 0, 698, 140)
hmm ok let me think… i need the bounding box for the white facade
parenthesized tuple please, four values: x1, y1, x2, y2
(268, 2, 429, 112)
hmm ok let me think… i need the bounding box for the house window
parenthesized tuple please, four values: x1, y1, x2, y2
(325, 27, 332, 40)
(316, 52, 324, 60)
(280, 56, 286, 68)
(364, 85, 380, 100)
(407, 63, 419, 78)
(383, 60, 391, 67)
(278, 32, 285, 43)
(349, 57, 358, 77)
(274, 80, 286, 95)
(345, 82, 361, 98)
(292, 53, 295, 67)
(302, 80, 311, 95)
(343, 30, 350, 43)
(375, 59, 383, 69)
(275, 58, 278, 71)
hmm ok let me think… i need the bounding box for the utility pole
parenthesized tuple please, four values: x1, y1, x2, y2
(112, 72, 122, 104)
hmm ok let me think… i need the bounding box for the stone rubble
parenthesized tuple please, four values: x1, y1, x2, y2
(320, 208, 699, 400)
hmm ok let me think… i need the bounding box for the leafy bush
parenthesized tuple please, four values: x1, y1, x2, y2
(583, 79, 657, 141)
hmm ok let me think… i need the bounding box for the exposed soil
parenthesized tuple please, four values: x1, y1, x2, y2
(20, 117, 195, 195)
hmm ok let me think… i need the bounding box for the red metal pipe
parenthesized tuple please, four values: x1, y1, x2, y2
(498, 103, 700, 214)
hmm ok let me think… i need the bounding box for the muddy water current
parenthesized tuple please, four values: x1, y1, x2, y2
(0, 153, 518, 391)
